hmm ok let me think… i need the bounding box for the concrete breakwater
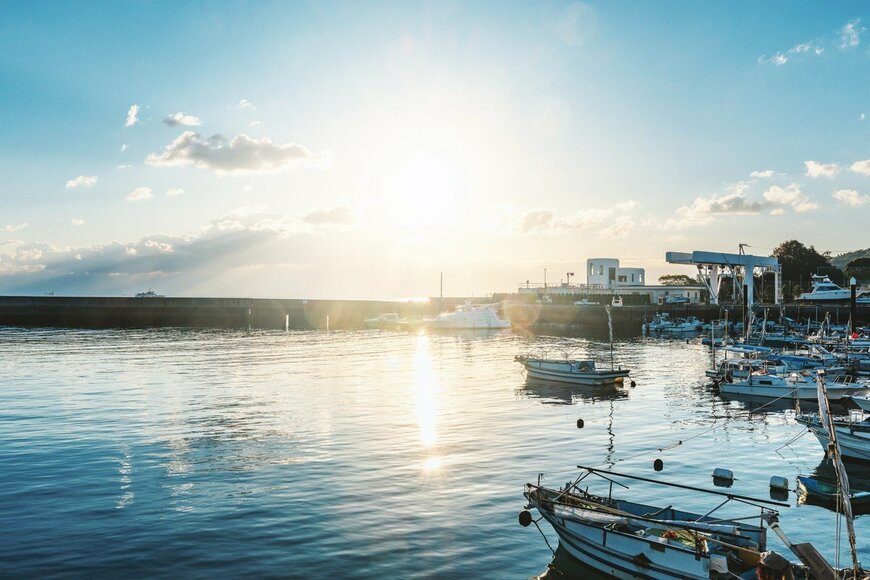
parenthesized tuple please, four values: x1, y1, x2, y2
(0, 295, 865, 335)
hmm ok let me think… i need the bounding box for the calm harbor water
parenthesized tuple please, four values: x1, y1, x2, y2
(1, 327, 868, 578)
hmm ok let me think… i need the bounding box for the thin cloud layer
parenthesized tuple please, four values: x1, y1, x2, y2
(126, 187, 153, 201)
(805, 160, 840, 178)
(163, 112, 202, 127)
(750, 169, 775, 179)
(674, 183, 817, 226)
(302, 206, 357, 226)
(517, 200, 639, 239)
(4, 223, 28, 232)
(145, 131, 312, 174)
(832, 189, 870, 207)
(841, 19, 863, 49)
(66, 175, 97, 189)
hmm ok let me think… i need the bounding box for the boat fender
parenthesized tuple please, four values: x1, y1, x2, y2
(725, 372, 733, 383)
(712, 468, 734, 486)
(769, 476, 789, 492)
(518, 510, 533, 527)
(630, 380, 636, 388)
(576, 418, 584, 429)
(653, 458, 663, 472)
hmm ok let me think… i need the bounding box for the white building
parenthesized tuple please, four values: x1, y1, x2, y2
(587, 258, 645, 289)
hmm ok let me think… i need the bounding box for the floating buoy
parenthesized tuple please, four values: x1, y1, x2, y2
(577, 418, 584, 429)
(769, 476, 789, 491)
(712, 468, 734, 487)
(653, 458, 663, 472)
(630, 380, 636, 388)
(518, 510, 533, 527)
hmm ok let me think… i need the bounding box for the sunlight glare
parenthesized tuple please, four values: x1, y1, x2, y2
(413, 334, 439, 449)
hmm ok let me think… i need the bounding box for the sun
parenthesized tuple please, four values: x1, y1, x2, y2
(388, 152, 458, 229)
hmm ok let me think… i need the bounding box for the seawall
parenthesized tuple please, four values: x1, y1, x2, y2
(0, 296, 865, 336)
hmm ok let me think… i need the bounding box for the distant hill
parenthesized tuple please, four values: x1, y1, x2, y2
(832, 248, 870, 270)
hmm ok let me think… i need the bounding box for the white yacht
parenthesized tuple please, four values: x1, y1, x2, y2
(797, 275, 859, 302)
(427, 303, 511, 330)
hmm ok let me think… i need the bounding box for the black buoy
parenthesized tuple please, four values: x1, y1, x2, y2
(519, 510, 533, 527)
(576, 418, 584, 429)
(653, 458, 663, 472)
(630, 380, 636, 388)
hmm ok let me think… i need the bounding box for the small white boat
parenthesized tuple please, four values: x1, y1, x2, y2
(428, 303, 510, 330)
(798, 414, 870, 462)
(659, 316, 702, 334)
(643, 313, 673, 333)
(798, 275, 865, 302)
(719, 372, 867, 400)
(516, 355, 629, 385)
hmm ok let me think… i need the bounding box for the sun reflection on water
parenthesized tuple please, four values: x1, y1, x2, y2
(412, 334, 442, 470)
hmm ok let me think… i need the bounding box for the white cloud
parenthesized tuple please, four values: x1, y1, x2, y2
(125, 104, 140, 127)
(126, 187, 153, 202)
(805, 160, 840, 178)
(750, 169, 775, 178)
(841, 19, 863, 49)
(861, 113, 866, 122)
(762, 184, 818, 212)
(249, 121, 263, 127)
(145, 131, 312, 174)
(235, 99, 255, 110)
(4, 223, 28, 232)
(163, 112, 202, 127)
(849, 159, 870, 176)
(65, 175, 97, 189)
(516, 200, 639, 238)
(117, 164, 133, 170)
(302, 207, 357, 226)
(120, 143, 128, 152)
(758, 52, 788, 66)
(71, 219, 85, 226)
(165, 188, 185, 197)
(673, 182, 818, 226)
(832, 189, 870, 207)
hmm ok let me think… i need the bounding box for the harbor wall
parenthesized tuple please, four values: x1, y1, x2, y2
(0, 295, 866, 335)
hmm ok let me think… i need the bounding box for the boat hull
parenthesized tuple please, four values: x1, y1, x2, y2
(524, 365, 630, 386)
(719, 381, 865, 400)
(804, 422, 870, 462)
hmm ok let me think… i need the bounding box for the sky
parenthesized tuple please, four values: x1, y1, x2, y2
(1, 0, 869, 298)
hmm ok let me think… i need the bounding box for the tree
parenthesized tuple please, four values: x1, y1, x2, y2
(845, 257, 870, 284)
(772, 240, 835, 299)
(658, 274, 698, 286)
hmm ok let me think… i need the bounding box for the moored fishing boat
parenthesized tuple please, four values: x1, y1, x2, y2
(719, 372, 867, 400)
(797, 475, 870, 508)
(515, 355, 630, 385)
(797, 413, 870, 462)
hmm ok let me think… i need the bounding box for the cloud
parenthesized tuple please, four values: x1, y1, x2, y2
(117, 164, 133, 170)
(832, 189, 870, 207)
(861, 113, 866, 122)
(0, 208, 310, 290)
(4, 223, 28, 232)
(302, 207, 357, 226)
(235, 99, 255, 110)
(120, 144, 128, 152)
(249, 121, 263, 127)
(145, 131, 312, 174)
(125, 104, 140, 127)
(165, 188, 185, 197)
(841, 19, 863, 49)
(71, 219, 85, 226)
(66, 175, 97, 189)
(673, 182, 818, 226)
(805, 160, 840, 178)
(750, 169, 775, 178)
(163, 112, 202, 127)
(126, 187, 153, 202)
(516, 200, 639, 238)
(849, 159, 870, 176)
(758, 40, 823, 66)
(762, 184, 818, 212)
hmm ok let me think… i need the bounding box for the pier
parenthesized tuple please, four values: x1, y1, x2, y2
(0, 295, 865, 335)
